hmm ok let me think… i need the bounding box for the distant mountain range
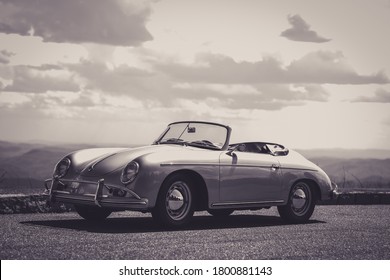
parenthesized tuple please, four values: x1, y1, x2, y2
(0, 141, 102, 194)
(296, 149, 390, 160)
(0, 140, 389, 194)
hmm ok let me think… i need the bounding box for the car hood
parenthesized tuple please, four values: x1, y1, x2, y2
(70, 145, 178, 177)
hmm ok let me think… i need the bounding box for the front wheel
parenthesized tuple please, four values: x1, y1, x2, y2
(152, 175, 194, 227)
(75, 205, 112, 221)
(277, 181, 316, 223)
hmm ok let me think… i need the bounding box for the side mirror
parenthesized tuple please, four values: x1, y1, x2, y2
(226, 149, 235, 157)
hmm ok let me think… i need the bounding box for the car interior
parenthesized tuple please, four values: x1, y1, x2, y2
(229, 142, 289, 156)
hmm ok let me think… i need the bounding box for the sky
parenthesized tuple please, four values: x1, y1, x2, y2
(0, 0, 389, 149)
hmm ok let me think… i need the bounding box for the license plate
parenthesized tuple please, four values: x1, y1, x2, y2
(70, 182, 80, 189)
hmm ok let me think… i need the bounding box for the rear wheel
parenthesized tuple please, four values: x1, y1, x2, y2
(152, 175, 194, 227)
(75, 205, 112, 221)
(207, 209, 234, 217)
(278, 181, 315, 223)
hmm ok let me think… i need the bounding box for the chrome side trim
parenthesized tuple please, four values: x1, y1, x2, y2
(160, 162, 317, 171)
(280, 167, 318, 172)
(212, 200, 284, 207)
(160, 163, 218, 167)
(160, 163, 271, 168)
(101, 201, 147, 205)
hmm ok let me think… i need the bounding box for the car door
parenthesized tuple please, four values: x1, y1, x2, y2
(219, 150, 283, 203)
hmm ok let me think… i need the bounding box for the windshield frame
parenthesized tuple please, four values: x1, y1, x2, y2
(153, 121, 232, 151)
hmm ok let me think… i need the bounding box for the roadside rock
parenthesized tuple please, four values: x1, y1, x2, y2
(318, 192, 390, 205)
(0, 195, 73, 214)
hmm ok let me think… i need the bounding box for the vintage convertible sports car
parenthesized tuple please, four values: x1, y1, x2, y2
(45, 121, 338, 227)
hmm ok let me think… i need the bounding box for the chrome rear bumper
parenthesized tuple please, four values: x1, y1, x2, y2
(330, 182, 339, 200)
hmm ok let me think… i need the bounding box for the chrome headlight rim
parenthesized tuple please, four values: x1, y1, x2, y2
(121, 161, 140, 184)
(54, 158, 71, 178)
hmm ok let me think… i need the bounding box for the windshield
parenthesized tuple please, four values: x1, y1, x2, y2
(155, 122, 230, 150)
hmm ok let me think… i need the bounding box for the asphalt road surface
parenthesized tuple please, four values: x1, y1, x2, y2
(0, 205, 389, 259)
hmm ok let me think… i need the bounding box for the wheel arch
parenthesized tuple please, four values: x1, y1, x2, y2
(291, 178, 321, 201)
(160, 169, 209, 211)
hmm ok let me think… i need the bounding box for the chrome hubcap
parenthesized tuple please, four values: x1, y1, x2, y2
(292, 188, 306, 209)
(165, 181, 191, 220)
(290, 183, 311, 216)
(168, 189, 184, 211)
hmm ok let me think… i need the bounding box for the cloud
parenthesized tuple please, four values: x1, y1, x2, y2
(0, 90, 106, 120)
(64, 57, 331, 110)
(66, 59, 162, 97)
(172, 83, 329, 110)
(0, 57, 332, 114)
(352, 88, 390, 103)
(1, 65, 80, 93)
(157, 51, 389, 85)
(287, 51, 389, 84)
(256, 84, 329, 102)
(0, 0, 153, 46)
(0, 49, 14, 64)
(157, 53, 284, 84)
(33, 91, 99, 109)
(384, 117, 390, 126)
(177, 97, 304, 112)
(1, 48, 386, 117)
(281, 14, 331, 43)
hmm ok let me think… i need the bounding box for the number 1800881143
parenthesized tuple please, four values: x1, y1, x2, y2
(212, 266, 272, 276)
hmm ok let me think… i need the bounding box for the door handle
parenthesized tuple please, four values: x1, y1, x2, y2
(271, 164, 280, 171)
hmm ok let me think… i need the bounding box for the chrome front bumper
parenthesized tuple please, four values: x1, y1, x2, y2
(45, 176, 149, 210)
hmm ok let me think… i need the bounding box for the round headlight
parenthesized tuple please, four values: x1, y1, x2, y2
(121, 161, 139, 184)
(54, 158, 71, 178)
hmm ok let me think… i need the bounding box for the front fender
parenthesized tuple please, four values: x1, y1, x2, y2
(131, 152, 221, 208)
(280, 167, 333, 202)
